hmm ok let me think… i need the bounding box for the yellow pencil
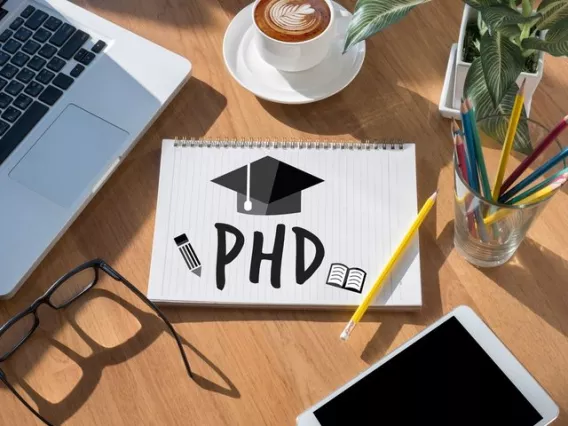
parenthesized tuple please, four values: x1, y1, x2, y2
(340, 191, 438, 341)
(484, 175, 566, 225)
(492, 79, 526, 201)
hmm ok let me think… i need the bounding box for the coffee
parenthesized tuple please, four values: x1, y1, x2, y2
(254, 0, 331, 43)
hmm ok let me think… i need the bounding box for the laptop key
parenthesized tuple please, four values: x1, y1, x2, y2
(69, 63, 84, 78)
(0, 120, 8, 136)
(38, 43, 56, 58)
(0, 8, 7, 20)
(91, 40, 106, 53)
(9, 17, 24, 30)
(20, 5, 36, 18)
(0, 92, 11, 108)
(0, 101, 49, 165)
(0, 77, 6, 91)
(28, 55, 46, 71)
(24, 80, 43, 97)
(14, 26, 32, 41)
(32, 28, 51, 43)
(77, 51, 95, 65)
(2, 106, 21, 122)
(3, 39, 22, 54)
(13, 93, 32, 110)
(5, 80, 24, 96)
(0, 29, 12, 42)
(58, 29, 89, 60)
(52, 73, 73, 90)
(38, 85, 62, 105)
(0, 51, 9, 65)
(74, 48, 87, 62)
(16, 68, 34, 84)
(36, 69, 54, 84)
(0, 63, 18, 79)
(10, 51, 30, 67)
(46, 57, 65, 72)
(24, 10, 48, 30)
(43, 16, 62, 31)
(22, 39, 40, 55)
(49, 23, 75, 47)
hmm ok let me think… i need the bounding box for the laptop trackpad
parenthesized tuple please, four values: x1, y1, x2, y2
(9, 105, 129, 208)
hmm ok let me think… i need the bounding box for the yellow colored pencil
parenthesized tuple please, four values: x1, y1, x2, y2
(484, 175, 566, 225)
(340, 191, 438, 341)
(491, 80, 526, 201)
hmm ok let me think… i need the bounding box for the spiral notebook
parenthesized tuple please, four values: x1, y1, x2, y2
(148, 139, 422, 309)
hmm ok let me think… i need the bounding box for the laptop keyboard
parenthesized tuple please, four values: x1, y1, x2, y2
(0, 5, 106, 166)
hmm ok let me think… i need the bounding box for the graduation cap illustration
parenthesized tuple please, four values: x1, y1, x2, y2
(212, 156, 324, 216)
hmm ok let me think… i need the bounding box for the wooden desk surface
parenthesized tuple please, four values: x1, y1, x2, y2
(1, 0, 567, 424)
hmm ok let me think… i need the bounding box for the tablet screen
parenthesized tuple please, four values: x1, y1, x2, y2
(314, 317, 543, 425)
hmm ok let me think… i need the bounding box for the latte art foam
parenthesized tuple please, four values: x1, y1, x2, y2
(254, 0, 331, 42)
(269, 2, 317, 33)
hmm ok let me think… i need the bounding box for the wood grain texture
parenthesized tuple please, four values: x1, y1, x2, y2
(1, 0, 568, 424)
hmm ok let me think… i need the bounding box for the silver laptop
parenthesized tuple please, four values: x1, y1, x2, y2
(0, 0, 191, 298)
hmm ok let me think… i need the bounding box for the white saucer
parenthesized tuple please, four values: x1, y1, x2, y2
(223, 2, 366, 104)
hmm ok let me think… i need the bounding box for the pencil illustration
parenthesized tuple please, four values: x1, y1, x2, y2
(174, 233, 202, 277)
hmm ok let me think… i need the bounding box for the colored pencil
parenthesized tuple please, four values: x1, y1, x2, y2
(499, 147, 568, 201)
(460, 100, 479, 191)
(465, 98, 491, 199)
(492, 80, 526, 201)
(484, 175, 567, 225)
(501, 115, 568, 194)
(504, 168, 568, 205)
(517, 174, 566, 205)
(453, 122, 477, 237)
(452, 120, 468, 180)
(340, 191, 438, 341)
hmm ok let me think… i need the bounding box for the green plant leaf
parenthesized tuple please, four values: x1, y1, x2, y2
(465, 57, 533, 155)
(465, 0, 505, 10)
(480, 5, 541, 32)
(495, 23, 523, 38)
(536, 0, 568, 30)
(480, 31, 523, 106)
(522, 19, 568, 55)
(343, 0, 430, 52)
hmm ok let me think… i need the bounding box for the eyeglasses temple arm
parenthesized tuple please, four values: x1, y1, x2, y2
(0, 369, 54, 426)
(100, 264, 193, 378)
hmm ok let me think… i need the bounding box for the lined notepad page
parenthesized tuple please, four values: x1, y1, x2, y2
(148, 140, 421, 308)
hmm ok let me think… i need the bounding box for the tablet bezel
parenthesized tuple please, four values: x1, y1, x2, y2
(296, 306, 559, 426)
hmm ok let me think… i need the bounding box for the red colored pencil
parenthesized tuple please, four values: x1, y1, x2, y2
(452, 121, 469, 181)
(500, 115, 568, 194)
(452, 120, 477, 237)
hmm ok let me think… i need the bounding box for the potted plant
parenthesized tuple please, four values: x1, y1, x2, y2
(453, 3, 545, 113)
(344, 0, 568, 150)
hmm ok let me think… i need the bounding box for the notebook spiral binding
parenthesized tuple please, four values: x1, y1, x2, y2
(173, 138, 406, 150)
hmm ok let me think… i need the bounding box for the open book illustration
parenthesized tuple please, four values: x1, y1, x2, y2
(325, 263, 367, 294)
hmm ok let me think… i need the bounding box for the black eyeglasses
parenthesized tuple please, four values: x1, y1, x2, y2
(0, 259, 192, 426)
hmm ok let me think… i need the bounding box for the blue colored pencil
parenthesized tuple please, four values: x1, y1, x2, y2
(504, 167, 568, 205)
(460, 100, 480, 192)
(499, 147, 568, 201)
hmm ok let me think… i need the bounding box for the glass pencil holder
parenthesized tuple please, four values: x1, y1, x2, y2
(454, 116, 567, 268)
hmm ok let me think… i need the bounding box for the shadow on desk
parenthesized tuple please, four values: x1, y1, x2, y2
(1, 289, 239, 425)
(481, 237, 568, 338)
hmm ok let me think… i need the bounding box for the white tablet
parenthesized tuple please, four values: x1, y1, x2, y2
(297, 306, 559, 426)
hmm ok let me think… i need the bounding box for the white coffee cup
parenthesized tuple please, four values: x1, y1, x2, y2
(252, 0, 335, 72)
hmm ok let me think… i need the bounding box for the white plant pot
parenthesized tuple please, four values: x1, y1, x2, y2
(452, 5, 545, 113)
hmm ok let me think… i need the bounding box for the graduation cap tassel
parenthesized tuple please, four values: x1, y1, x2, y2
(244, 163, 252, 211)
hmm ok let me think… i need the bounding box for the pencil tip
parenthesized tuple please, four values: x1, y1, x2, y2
(451, 119, 459, 133)
(519, 78, 527, 94)
(431, 190, 438, 201)
(564, 115, 568, 124)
